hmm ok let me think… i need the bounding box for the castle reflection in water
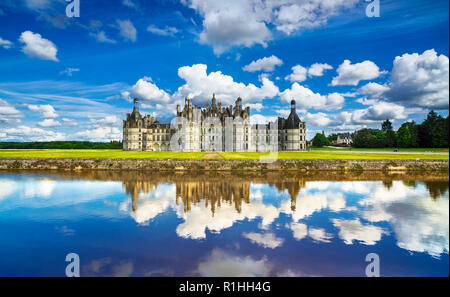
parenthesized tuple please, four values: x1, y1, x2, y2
(119, 171, 449, 215)
(124, 173, 304, 214)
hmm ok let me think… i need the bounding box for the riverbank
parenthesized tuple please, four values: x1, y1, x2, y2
(0, 149, 448, 160)
(0, 158, 448, 172)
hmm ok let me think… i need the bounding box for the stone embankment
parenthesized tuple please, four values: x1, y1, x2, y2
(0, 158, 448, 172)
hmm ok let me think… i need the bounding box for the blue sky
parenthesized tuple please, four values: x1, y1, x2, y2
(0, 0, 448, 141)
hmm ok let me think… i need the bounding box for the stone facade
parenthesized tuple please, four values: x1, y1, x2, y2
(123, 94, 306, 152)
(333, 133, 353, 146)
(1, 158, 447, 172)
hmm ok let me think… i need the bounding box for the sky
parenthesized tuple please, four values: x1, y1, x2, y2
(0, 0, 448, 142)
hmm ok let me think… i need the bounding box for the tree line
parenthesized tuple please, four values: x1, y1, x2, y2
(312, 111, 449, 148)
(0, 141, 123, 149)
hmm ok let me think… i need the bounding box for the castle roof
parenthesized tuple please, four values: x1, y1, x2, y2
(284, 100, 301, 129)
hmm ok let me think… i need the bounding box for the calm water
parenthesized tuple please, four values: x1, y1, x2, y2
(0, 170, 448, 277)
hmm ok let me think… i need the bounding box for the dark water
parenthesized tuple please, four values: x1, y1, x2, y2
(0, 170, 448, 277)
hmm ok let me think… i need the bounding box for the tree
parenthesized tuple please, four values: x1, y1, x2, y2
(381, 119, 396, 147)
(312, 133, 331, 147)
(353, 129, 370, 148)
(396, 122, 412, 148)
(381, 119, 393, 132)
(418, 111, 448, 148)
(352, 111, 447, 149)
(327, 133, 338, 143)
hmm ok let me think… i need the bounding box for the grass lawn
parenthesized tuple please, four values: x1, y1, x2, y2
(217, 152, 448, 160)
(0, 149, 207, 159)
(309, 147, 449, 153)
(0, 149, 448, 160)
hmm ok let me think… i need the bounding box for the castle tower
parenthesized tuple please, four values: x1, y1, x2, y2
(212, 93, 217, 109)
(133, 98, 139, 114)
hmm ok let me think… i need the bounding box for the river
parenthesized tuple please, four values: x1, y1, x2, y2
(0, 170, 448, 276)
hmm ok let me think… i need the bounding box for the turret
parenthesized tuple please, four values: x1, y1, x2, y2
(212, 93, 217, 108)
(133, 98, 140, 114)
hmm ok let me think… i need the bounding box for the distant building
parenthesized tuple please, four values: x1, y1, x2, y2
(333, 133, 353, 146)
(123, 95, 306, 151)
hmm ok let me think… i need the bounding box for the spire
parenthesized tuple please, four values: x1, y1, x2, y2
(133, 98, 140, 114)
(285, 99, 300, 129)
(212, 93, 216, 108)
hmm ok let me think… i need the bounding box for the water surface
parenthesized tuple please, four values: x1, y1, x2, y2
(0, 170, 448, 276)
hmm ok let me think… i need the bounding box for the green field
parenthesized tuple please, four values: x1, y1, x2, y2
(308, 147, 449, 153)
(0, 149, 448, 160)
(0, 149, 207, 159)
(217, 152, 448, 160)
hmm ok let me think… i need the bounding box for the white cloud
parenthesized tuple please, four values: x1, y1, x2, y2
(131, 78, 172, 104)
(340, 101, 409, 125)
(386, 49, 449, 109)
(116, 19, 137, 42)
(74, 127, 122, 142)
(37, 118, 60, 127)
(332, 218, 386, 245)
(89, 115, 122, 127)
(308, 63, 333, 77)
(0, 125, 65, 141)
(286, 63, 333, 83)
(250, 114, 277, 125)
(122, 0, 136, 9)
(280, 83, 345, 110)
(243, 232, 284, 249)
(280, 190, 346, 222)
(273, 0, 360, 34)
(59, 67, 80, 76)
(197, 248, 270, 277)
(331, 59, 386, 86)
(247, 103, 264, 112)
(288, 223, 333, 243)
(243, 55, 283, 72)
(176, 198, 279, 239)
(28, 104, 58, 118)
(174, 64, 279, 105)
(147, 25, 179, 36)
(308, 227, 333, 243)
(186, 1, 272, 55)
(0, 37, 13, 49)
(303, 112, 333, 127)
(23, 0, 52, 10)
(182, 0, 360, 54)
(61, 118, 78, 126)
(290, 222, 308, 240)
(0, 99, 22, 123)
(89, 31, 117, 44)
(130, 184, 176, 225)
(359, 82, 390, 98)
(19, 30, 58, 61)
(359, 181, 449, 257)
(285, 65, 308, 83)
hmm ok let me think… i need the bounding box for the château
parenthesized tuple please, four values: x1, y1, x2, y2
(123, 94, 306, 152)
